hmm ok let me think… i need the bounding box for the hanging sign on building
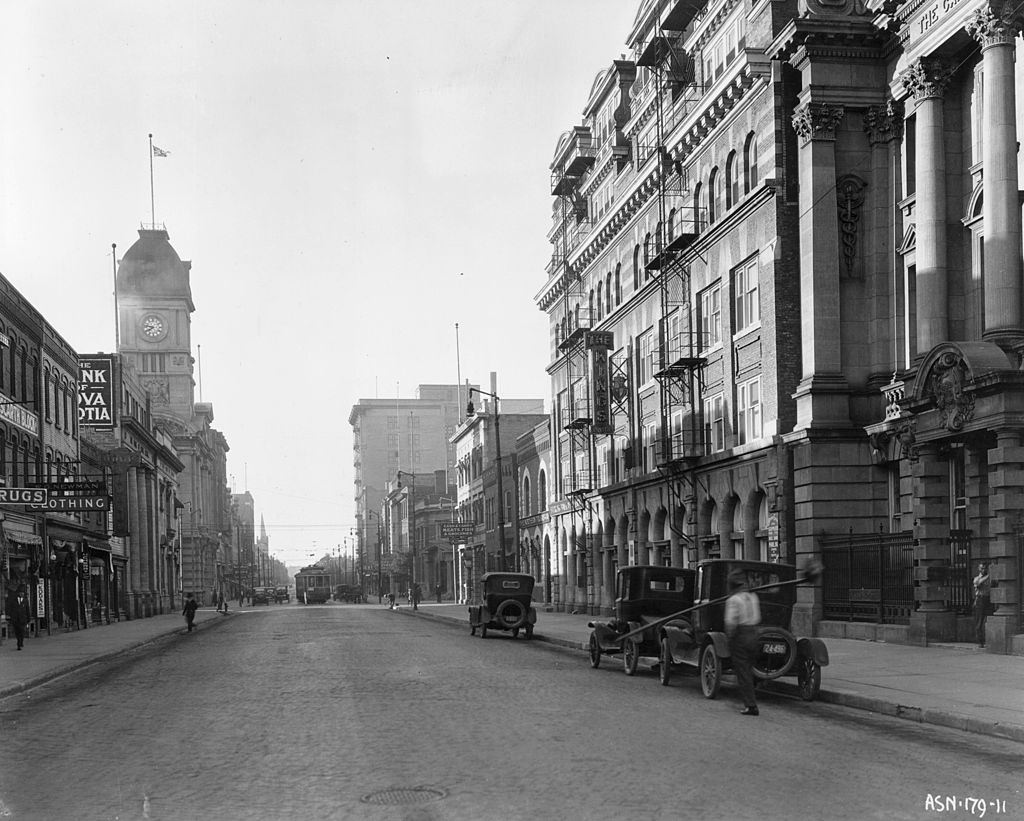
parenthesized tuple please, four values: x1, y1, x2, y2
(0, 391, 38, 436)
(79, 356, 116, 427)
(587, 332, 614, 435)
(27, 495, 110, 512)
(0, 488, 47, 506)
(440, 522, 477, 542)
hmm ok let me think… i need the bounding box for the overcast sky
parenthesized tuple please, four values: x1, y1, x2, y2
(0, 1, 639, 568)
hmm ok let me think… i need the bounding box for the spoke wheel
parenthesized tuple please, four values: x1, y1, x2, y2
(622, 639, 639, 676)
(700, 644, 722, 699)
(589, 633, 602, 668)
(659, 637, 672, 686)
(797, 657, 821, 701)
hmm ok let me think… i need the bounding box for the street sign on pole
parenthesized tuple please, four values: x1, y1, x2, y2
(440, 522, 476, 542)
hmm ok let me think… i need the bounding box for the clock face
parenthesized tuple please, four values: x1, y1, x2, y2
(141, 314, 166, 340)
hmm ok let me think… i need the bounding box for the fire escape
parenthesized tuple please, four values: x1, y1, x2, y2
(550, 126, 604, 605)
(637, 3, 707, 564)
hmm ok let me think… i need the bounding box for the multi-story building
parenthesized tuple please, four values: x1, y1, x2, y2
(350, 383, 472, 582)
(515, 419, 552, 601)
(115, 226, 232, 605)
(381, 469, 455, 599)
(0, 272, 109, 635)
(539, 0, 792, 617)
(538, 0, 1023, 653)
(451, 378, 546, 601)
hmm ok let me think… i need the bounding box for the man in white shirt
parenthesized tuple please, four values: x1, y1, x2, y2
(725, 569, 761, 716)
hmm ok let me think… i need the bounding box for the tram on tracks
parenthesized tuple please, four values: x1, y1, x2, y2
(295, 565, 332, 604)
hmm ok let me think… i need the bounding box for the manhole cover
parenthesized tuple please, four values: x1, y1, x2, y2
(360, 786, 447, 806)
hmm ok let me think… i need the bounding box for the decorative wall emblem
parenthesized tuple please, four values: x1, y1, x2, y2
(837, 174, 867, 278)
(927, 352, 975, 431)
(143, 377, 170, 405)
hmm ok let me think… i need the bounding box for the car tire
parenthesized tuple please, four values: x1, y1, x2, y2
(588, 633, 601, 668)
(752, 628, 797, 680)
(659, 637, 672, 686)
(797, 657, 821, 701)
(700, 643, 721, 699)
(622, 639, 639, 676)
(494, 599, 527, 630)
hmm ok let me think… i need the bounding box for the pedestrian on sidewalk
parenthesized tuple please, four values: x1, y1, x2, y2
(435, 583, 442, 604)
(973, 561, 991, 648)
(182, 593, 198, 632)
(725, 569, 761, 716)
(8, 585, 31, 650)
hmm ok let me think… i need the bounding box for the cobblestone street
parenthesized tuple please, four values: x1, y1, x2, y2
(0, 605, 1020, 821)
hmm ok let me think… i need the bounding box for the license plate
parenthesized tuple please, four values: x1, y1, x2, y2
(762, 643, 786, 654)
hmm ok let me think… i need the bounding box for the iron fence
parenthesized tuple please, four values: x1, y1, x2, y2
(821, 531, 916, 624)
(947, 530, 973, 615)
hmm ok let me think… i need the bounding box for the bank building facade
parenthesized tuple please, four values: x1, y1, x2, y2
(539, 0, 1023, 653)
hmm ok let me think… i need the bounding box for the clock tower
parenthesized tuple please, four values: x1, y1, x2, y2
(115, 226, 197, 424)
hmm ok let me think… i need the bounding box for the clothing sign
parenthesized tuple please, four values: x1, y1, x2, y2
(78, 356, 116, 427)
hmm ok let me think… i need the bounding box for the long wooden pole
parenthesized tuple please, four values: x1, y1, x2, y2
(612, 563, 823, 644)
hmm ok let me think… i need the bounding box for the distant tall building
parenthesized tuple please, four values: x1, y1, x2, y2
(349, 384, 473, 564)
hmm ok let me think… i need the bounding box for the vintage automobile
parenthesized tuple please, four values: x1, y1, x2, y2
(274, 586, 290, 604)
(468, 572, 537, 639)
(588, 565, 696, 675)
(657, 559, 829, 701)
(251, 587, 272, 606)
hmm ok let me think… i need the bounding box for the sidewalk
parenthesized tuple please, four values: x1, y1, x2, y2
(395, 602, 1024, 743)
(0, 608, 226, 699)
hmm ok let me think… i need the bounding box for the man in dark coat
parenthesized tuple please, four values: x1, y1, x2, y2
(182, 593, 198, 632)
(9, 585, 31, 650)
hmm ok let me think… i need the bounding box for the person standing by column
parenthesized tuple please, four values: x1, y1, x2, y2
(9, 585, 31, 650)
(973, 561, 991, 648)
(725, 569, 762, 716)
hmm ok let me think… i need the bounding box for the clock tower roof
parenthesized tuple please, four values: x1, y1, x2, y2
(116, 227, 195, 310)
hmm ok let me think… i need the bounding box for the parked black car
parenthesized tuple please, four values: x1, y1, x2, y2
(274, 586, 290, 604)
(469, 572, 536, 639)
(588, 565, 696, 675)
(658, 559, 829, 701)
(251, 587, 272, 606)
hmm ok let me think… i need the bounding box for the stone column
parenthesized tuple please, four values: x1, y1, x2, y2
(909, 442, 956, 644)
(135, 468, 150, 614)
(565, 528, 577, 610)
(984, 431, 1023, 651)
(127, 467, 142, 596)
(791, 100, 850, 428)
(902, 58, 954, 351)
(863, 100, 905, 366)
(967, 6, 1024, 344)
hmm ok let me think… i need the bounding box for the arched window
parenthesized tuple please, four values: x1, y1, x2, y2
(633, 245, 641, 290)
(522, 475, 532, 516)
(643, 232, 652, 267)
(693, 182, 704, 233)
(709, 167, 723, 225)
(668, 208, 676, 241)
(538, 470, 547, 511)
(726, 150, 739, 208)
(655, 222, 663, 254)
(744, 132, 759, 193)
(614, 264, 622, 305)
(589, 289, 596, 323)
(605, 274, 612, 317)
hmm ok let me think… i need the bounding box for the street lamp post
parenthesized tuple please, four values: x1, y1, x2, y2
(466, 388, 507, 572)
(396, 471, 418, 609)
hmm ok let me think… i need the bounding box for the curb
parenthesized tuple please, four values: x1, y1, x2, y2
(397, 607, 1024, 744)
(0, 613, 233, 701)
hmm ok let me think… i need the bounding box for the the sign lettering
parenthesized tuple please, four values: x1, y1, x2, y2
(27, 495, 110, 512)
(0, 488, 47, 505)
(78, 355, 116, 428)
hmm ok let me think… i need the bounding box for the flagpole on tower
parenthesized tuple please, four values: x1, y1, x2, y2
(148, 133, 155, 227)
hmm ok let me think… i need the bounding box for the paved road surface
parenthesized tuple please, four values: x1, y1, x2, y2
(0, 605, 1019, 821)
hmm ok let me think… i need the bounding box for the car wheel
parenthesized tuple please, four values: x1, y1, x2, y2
(622, 639, 639, 676)
(495, 599, 527, 630)
(480, 625, 488, 639)
(700, 644, 721, 699)
(588, 633, 601, 668)
(659, 637, 672, 686)
(797, 657, 821, 701)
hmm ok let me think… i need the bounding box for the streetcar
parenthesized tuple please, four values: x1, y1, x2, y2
(295, 565, 332, 604)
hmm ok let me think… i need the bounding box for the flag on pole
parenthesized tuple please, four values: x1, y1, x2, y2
(152, 145, 170, 157)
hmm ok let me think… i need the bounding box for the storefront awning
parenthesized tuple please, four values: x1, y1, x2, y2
(3, 526, 42, 546)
